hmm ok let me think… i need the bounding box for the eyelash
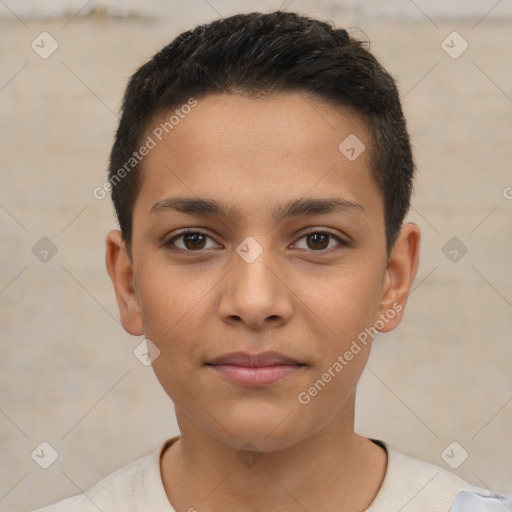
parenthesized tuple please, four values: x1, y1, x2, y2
(164, 229, 348, 255)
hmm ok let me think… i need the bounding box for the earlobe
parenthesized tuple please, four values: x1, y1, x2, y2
(377, 222, 421, 332)
(105, 230, 144, 336)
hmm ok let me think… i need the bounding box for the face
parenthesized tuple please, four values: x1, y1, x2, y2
(106, 92, 420, 452)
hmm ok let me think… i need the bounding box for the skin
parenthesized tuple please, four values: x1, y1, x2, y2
(106, 92, 420, 512)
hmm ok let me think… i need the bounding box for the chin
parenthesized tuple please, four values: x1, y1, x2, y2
(208, 407, 312, 453)
(218, 429, 306, 453)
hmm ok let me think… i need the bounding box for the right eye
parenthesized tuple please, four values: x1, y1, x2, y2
(164, 230, 221, 252)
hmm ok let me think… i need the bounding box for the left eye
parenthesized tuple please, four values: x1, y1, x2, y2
(294, 232, 344, 251)
(165, 230, 345, 252)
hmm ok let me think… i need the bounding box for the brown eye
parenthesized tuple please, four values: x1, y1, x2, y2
(182, 233, 207, 250)
(294, 231, 345, 252)
(166, 231, 219, 251)
(306, 233, 330, 250)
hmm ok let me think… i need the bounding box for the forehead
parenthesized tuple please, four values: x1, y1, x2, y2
(134, 92, 382, 224)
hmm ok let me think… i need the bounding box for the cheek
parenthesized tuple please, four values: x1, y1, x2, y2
(304, 264, 384, 343)
(136, 259, 201, 334)
(138, 281, 177, 339)
(137, 267, 203, 402)
(135, 261, 214, 372)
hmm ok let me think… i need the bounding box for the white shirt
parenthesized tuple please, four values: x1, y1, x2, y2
(32, 436, 512, 512)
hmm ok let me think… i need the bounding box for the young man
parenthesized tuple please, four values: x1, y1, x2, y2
(34, 11, 511, 512)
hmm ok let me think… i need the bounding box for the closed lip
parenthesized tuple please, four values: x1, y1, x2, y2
(206, 351, 304, 367)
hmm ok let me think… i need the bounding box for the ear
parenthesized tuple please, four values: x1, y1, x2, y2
(377, 222, 421, 332)
(105, 230, 144, 336)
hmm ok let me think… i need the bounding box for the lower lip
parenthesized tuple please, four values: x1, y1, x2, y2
(207, 364, 304, 387)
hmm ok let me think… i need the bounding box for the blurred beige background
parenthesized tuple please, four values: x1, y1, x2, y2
(1, 1, 511, 510)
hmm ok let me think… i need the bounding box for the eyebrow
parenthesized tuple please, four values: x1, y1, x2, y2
(149, 196, 366, 221)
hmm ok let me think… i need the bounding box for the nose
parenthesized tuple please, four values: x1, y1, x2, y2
(217, 243, 294, 330)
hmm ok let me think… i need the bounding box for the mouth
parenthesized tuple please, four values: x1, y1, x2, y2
(205, 351, 306, 387)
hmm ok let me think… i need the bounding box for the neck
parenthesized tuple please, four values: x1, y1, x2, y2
(160, 406, 387, 512)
